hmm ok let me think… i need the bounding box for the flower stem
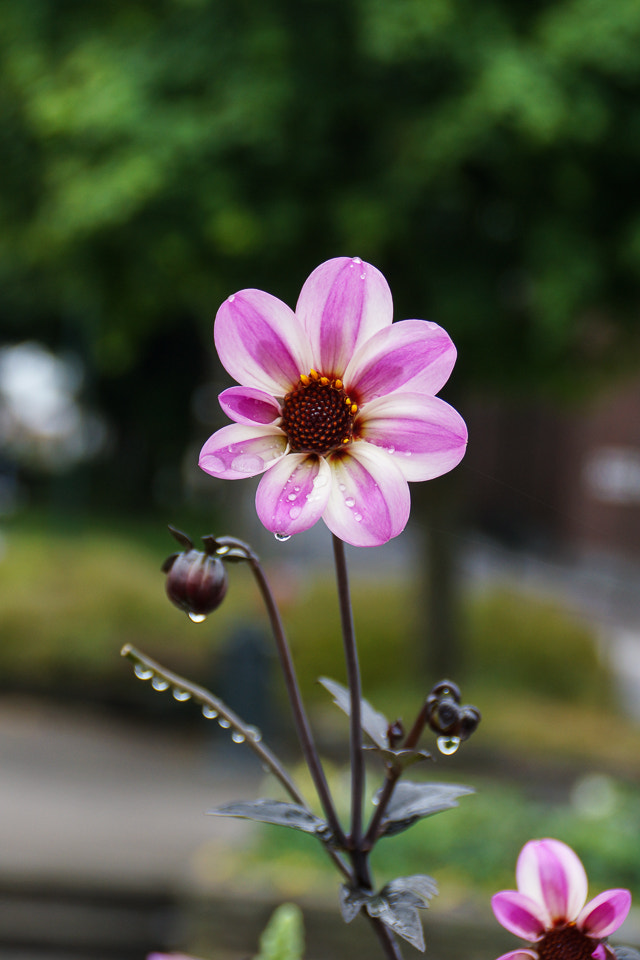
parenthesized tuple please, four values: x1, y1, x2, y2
(367, 916, 405, 960)
(331, 535, 369, 886)
(120, 643, 303, 803)
(247, 554, 347, 849)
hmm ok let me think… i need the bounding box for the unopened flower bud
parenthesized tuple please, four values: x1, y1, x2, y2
(162, 527, 228, 619)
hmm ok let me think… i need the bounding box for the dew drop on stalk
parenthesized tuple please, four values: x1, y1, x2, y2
(188, 612, 207, 623)
(218, 718, 231, 729)
(172, 688, 191, 701)
(437, 736, 460, 755)
(134, 664, 154, 681)
(246, 725, 262, 742)
(274, 532, 291, 542)
(152, 677, 170, 691)
(202, 705, 218, 719)
(231, 731, 245, 744)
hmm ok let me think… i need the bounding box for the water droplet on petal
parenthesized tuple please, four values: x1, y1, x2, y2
(360, 274, 366, 280)
(354, 513, 363, 522)
(152, 677, 170, 691)
(188, 612, 207, 623)
(231, 454, 264, 473)
(289, 506, 302, 520)
(231, 731, 246, 744)
(387, 446, 395, 455)
(228, 294, 235, 302)
(437, 736, 460, 755)
(352, 256, 362, 264)
(202, 705, 218, 719)
(172, 688, 191, 701)
(339, 483, 346, 492)
(345, 497, 355, 508)
(134, 664, 154, 681)
(204, 455, 225, 474)
(218, 718, 231, 729)
(287, 492, 297, 501)
(274, 532, 291, 542)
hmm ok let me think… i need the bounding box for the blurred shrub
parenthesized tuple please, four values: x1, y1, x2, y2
(0, 525, 608, 715)
(463, 587, 609, 705)
(224, 773, 640, 905)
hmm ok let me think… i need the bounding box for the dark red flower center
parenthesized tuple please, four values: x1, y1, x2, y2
(537, 924, 600, 960)
(281, 370, 358, 455)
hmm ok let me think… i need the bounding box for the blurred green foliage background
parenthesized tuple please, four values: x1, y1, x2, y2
(2, 0, 640, 512)
(1, 0, 640, 941)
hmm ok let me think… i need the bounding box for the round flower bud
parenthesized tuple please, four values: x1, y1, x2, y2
(163, 548, 228, 618)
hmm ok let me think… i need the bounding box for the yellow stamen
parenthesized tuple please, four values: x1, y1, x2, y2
(320, 376, 329, 385)
(333, 379, 343, 390)
(300, 374, 310, 386)
(310, 369, 320, 380)
(350, 404, 358, 414)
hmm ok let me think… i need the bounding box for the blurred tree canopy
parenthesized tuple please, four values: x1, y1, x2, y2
(2, 0, 640, 392)
(2, 0, 640, 511)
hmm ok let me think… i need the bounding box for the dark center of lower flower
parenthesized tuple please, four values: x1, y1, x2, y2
(281, 370, 357, 455)
(537, 924, 600, 960)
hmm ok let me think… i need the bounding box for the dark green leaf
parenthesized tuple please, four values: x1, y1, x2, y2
(366, 891, 425, 952)
(381, 875, 438, 908)
(339, 885, 371, 924)
(318, 677, 389, 750)
(208, 799, 330, 838)
(378, 781, 474, 837)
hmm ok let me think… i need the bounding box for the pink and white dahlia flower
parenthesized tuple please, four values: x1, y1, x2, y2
(492, 838, 631, 960)
(199, 257, 467, 547)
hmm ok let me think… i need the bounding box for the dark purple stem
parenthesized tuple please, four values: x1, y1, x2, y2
(332, 535, 370, 886)
(248, 555, 347, 848)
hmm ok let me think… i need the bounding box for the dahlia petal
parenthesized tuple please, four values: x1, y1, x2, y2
(199, 424, 287, 479)
(219, 386, 281, 425)
(358, 393, 467, 482)
(491, 891, 548, 940)
(517, 839, 587, 923)
(255, 454, 331, 536)
(214, 289, 313, 394)
(296, 257, 393, 377)
(494, 952, 538, 960)
(323, 442, 410, 547)
(577, 889, 632, 938)
(590, 946, 611, 960)
(344, 319, 457, 401)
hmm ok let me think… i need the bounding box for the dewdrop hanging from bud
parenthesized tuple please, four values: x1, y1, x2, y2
(162, 526, 228, 620)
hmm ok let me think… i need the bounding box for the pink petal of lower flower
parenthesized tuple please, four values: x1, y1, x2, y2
(199, 424, 287, 479)
(255, 454, 331, 536)
(578, 889, 632, 938)
(344, 319, 457, 401)
(358, 393, 467, 482)
(214, 289, 313, 395)
(590, 945, 613, 960)
(323, 442, 410, 547)
(295, 257, 393, 377)
(491, 891, 548, 940)
(219, 386, 281, 425)
(517, 839, 587, 923)
(494, 952, 538, 960)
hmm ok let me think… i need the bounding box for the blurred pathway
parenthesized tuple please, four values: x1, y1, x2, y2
(0, 696, 259, 893)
